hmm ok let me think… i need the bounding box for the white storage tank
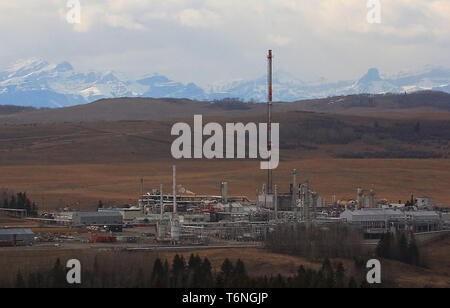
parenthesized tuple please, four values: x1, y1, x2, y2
(171, 219, 180, 242)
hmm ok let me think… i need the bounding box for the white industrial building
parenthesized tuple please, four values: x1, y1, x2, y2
(405, 211, 441, 232)
(99, 207, 143, 223)
(341, 208, 405, 226)
(340, 208, 442, 237)
(341, 208, 406, 238)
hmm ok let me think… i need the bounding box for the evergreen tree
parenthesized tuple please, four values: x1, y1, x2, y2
(188, 254, 202, 270)
(398, 233, 409, 263)
(171, 254, 186, 288)
(151, 258, 165, 288)
(50, 258, 67, 288)
(219, 258, 234, 287)
(233, 259, 247, 277)
(295, 265, 307, 288)
(376, 232, 392, 258)
(321, 258, 335, 288)
(232, 259, 248, 288)
(201, 258, 213, 288)
(273, 274, 286, 288)
(408, 235, 420, 266)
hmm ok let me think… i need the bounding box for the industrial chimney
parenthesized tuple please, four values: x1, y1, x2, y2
(221, 182, 228, 204)
(160, 184, 164, 219)
(267, 50, 273, 194)
(173, 165, 177, 215)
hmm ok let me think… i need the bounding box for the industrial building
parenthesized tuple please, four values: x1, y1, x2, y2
(99, 207, 143, 223)
(0, 228, 34, 247)
(72, 211, 123, 226)
(340, 208, 443, 238)
(405, 211, 441, 232)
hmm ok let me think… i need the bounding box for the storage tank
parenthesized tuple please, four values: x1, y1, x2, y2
(171, 219, 180, 242)
(157, 220, 168, 240)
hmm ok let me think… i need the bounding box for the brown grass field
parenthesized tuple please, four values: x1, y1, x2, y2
(0, 159, 449, 210)
(0, 103, 448, 209)
(0, 238, 448, 287)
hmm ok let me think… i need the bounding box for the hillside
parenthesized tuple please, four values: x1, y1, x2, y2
(0, 92, 448, 208)
(0, 105, 36, 115)
(0, 111, 448, 165)
(0, 91, 449, 124)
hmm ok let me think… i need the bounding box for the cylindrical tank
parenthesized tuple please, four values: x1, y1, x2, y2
(171, 219, 180, 242)
(157, 221, 168, 239)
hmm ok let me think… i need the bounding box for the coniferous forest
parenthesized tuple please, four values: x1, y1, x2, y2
(9, 254, 377, 288)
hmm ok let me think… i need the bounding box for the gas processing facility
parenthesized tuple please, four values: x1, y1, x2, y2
(11, 163, 444, 249)
(0, 50, 448, 249)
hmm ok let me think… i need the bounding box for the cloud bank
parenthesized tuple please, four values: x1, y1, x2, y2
(0, 0, 448, 85)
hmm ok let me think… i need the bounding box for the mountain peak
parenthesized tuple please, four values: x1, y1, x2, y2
(358, 68, 382, 84)
(3, 58, 51, 80)
(55, 61, 73, 72)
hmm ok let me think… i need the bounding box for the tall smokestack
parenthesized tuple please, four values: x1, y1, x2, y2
(221, 182, 228, 204)
(160, 184, 164, 219)
(274, 184, 278, 223)
(267, 50, 273, 194)
(173, 165, 177, 215)
(292, 169, 297, 217)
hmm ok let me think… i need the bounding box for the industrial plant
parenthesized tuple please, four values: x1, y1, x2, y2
(0, 50, 448, 251)
(1, 161, 447, 249)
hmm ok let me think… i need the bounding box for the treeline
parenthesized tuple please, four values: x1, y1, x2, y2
(279, 115, 450, 151)
(0, 105, 36, 115)
(10, 255, 371, 288)
(210, 98, 251, 110)
(1, 191, 38, 217)
(335, 150, 443, 159)
(265, 224, 365, 260)
(376, 232, 422, 266)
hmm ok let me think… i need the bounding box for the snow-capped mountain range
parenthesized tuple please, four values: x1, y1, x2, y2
(0, 58, 449, 108)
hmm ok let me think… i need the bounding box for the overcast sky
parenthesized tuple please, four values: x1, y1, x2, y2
(0, 0, 449, 86)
